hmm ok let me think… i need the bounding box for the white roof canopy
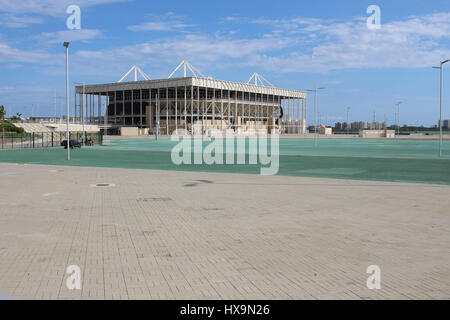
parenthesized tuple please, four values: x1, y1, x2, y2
(76, 76, 306, 99)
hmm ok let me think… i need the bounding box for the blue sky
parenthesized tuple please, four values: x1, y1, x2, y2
(0, 0, 449, 126)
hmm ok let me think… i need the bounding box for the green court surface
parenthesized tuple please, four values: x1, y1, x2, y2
(1, 138, 450, 185)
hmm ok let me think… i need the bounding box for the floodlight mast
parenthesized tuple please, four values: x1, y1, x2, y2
(396, 101, 403, 138)
(307, 87, 325, 146)
(63, 42, 70, 160)
(433, 59, 450, 157)
(346, 107, 351, 135)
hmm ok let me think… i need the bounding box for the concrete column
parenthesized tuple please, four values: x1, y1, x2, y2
(184, 86, 187, 131)
(166, 87, 169, 135)
(140, 89, 143, 127)
(213, 90, 216, 128)
(114, 91, 117, 126)
(197, 86, 200, 131)
(221, 89, 224, 130)
(175, 87, 178, 133)
(97, 93, 99, 124)
(149, 88, 153, 131)
(191, 86, 194, 135)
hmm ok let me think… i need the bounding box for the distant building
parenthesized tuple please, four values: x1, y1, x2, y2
(27, 117, 60, 123)
(335, 121, 386, 130)
(438, 120, 450, 129)
(319, 125, 332, 135)
(360, 130, 396, 139)
(352, 121, 367, 130)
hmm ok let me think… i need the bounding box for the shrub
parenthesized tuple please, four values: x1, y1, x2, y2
(0, 121, 24, 134)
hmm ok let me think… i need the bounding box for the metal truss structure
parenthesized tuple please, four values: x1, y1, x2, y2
(246, 73, 275, 87)
(168, 60, 206, 79)
(118, 66, 151, 83)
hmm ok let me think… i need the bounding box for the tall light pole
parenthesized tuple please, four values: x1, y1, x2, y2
(346, 107, 350, 135)
(433, 59, 449, 157)
(155, 92, 160, 141)
(103, 102, 107, 139)
(396, 101, 402, 138)
(54, 89, 57, 122)
(318, 112, 321, 130)
(307, 87, 325, 146)
(74, 82, 86, 146)
(64, 42, 70, 160)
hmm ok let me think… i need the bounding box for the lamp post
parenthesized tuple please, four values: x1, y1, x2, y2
(74, 82, 86, 146)
(307, 87, 325, 146)
(396, 101, 402, 139)
(346, 107, 350, 135)
(433, 59, 450, 157)
(155, 93, 160, 141)
(63, 42, 70, 160)
(103, 102, 107, 139)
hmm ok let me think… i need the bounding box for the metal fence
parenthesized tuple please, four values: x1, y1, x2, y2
(0, 131, 103, 150)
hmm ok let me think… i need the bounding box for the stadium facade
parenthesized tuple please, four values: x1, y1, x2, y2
(74, 64, 308, 135)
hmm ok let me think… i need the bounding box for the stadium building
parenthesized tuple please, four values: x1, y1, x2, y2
(74, 61, 308, 135)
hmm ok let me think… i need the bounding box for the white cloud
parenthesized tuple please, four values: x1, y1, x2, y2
(1, 11, 450, 78)
(34, 29, 103, 44)
(128, 21, 190, 32)
(65, 33, 296, 80)
(78, 12, 450, 76)
(73, 33, 297, 75)
(128, 13, 192, 32)
(0, 0, 130, 16)
(0, 41, 60, 64)
(0, 14, 43, 28)
(247, 13, 450, 73)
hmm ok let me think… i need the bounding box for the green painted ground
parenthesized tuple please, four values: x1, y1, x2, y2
(1, 138, 450, 185)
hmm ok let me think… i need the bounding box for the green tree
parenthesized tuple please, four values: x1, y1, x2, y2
(0, 105, 5, 120)
(10, 112, 22, 122)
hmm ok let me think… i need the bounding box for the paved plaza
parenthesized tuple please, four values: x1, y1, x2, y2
(0, 162, 449, 300)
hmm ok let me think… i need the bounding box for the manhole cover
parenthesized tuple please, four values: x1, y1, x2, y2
(137, 197, 172, 202)
(203, 208, 224, 212)
(90, 183, 116, 188)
